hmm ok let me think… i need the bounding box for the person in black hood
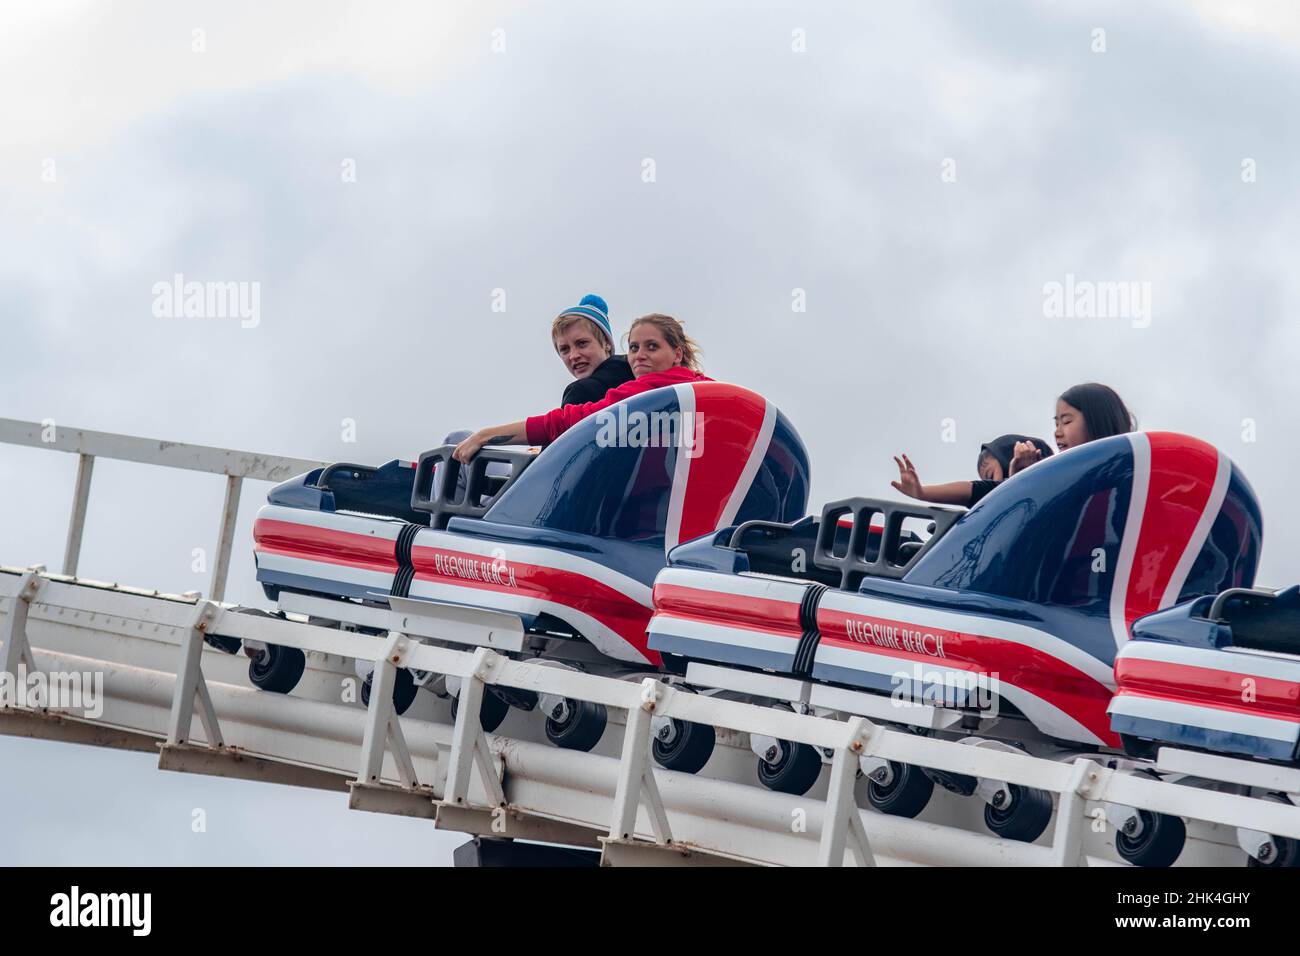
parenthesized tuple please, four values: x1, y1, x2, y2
(970, 434, 1055, 504)
(892, 433, 1054, 507)
(551, 294, 635, 406)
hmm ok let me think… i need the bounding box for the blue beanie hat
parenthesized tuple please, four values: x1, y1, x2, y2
(556, 294, 614, 350)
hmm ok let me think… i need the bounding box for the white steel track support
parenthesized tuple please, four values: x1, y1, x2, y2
(209, 475, 242, 603)
(1046, 758, 1101, 866)
(819, 716, 877, 866)
(356, 632, 418, 789)
(607, 679, 674, 846)
(348, 631, 437, 817)
(63, 455, 95, 577)
(442, 647, 506, 810)
(165, 601, 225, 749)
(0, 570, 41, 682)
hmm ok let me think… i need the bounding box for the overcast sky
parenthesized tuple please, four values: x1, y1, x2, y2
(2, 0, 1298, 864)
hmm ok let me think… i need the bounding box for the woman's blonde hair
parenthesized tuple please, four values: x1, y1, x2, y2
(628, 314, 702, 372)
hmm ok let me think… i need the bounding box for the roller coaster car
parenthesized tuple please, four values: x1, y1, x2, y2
(1111, 585, 1300, 764)
(245, 381, 810, 740)
(647, 432, 1266, 860)
(1110, 586, 1300, 867)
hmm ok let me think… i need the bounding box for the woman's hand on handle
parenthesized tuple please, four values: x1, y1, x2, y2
(452, 422, 528, 464)
(452, 431, 488, 464)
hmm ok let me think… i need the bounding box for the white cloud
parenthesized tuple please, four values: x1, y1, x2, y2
(1184, 0, 1300, 51)
(0, 0, 504, 153)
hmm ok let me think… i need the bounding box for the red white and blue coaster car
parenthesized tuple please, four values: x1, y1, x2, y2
(247, 381, 809, 746)
(1110, 586, 1300, 866)
(646, 431, 1266, 863)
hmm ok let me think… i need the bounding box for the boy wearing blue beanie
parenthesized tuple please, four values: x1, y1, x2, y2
(551, 293, 634, 405)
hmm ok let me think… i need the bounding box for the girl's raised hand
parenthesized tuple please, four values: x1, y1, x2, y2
(891, 453, 922, 499)
(1009, 441, 1043, 475)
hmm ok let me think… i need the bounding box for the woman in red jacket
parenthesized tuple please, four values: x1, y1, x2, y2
(452, 314, 711, 462)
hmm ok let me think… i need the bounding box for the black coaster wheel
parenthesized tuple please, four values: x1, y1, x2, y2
(450, 687, 511, 733)
(544, 699, 608, 752)
(1247, 835, 1300, 867)
(984, 784, 1054, 843)
(652, 718, 716, 774)
(866, 761, 935, 818)
(756, 740, 823, 796)
(248, 644, 306, 694)
(360, 668, 418, 716)
(1115, 810, 1186, 867)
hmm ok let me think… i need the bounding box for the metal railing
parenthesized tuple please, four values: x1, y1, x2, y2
(0, 418, 326, 601)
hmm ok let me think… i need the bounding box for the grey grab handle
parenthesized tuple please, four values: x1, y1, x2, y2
(410, 444, 537, 529)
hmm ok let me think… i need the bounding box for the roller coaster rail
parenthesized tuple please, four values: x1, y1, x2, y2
(3, 418, 1299, 866)
(0, 416, 326, 602)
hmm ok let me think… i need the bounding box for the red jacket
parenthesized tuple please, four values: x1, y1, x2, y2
(525, 367, 713, 445)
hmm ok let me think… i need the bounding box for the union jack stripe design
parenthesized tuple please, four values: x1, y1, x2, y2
(664, 383, 776, 553)
(1108, 432, 1230, 648)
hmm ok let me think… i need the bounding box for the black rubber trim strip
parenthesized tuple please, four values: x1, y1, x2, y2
(791, 582, 829, 677)
(392, 564, 415, 599)
(395, 522, 421, 565)
(391, 523, 422, 598)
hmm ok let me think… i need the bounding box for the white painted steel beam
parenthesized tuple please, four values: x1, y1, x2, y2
(210, 475, 243, 602)
(0, 417, 326, 482)
(62, 453, 94, 575)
